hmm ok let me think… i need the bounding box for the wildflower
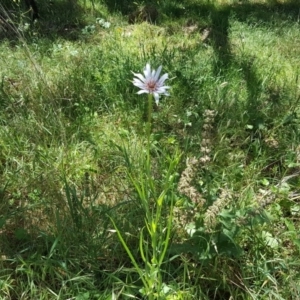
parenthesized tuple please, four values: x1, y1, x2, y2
(132, 63, 170, 105)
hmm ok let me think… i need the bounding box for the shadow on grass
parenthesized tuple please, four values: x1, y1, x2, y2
(0, 0, 103, 42)
(1, 0, 298, 43)
(210, 7, 231, 73)
(101, 0, 133, 15)
(36, 0, 89, 40)
(180, 0, 298, 120)
(162, 0, 300, 22)
(160, 0, 299, 67)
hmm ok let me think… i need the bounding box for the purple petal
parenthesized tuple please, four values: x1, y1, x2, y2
(133, 83, 146, 89)
(154, 65, 162, 81)
(157, 73, 168, 86)
(133, 79, 144, 86)
(132, 78, 143, 84)
(133, 73, 146, 82)
(137, 90, 149, 94)
(157, 85, 170, 91)
(156, 87, 169, 94)
(153, 93, 160, 105)
(151, 69, 156, 78)
(143, 63, 151, 78)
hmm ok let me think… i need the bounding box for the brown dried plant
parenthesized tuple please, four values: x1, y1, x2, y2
(176, 110, 234, 232)
(177, 109, 216, 205)
(204, 188, 231, 232)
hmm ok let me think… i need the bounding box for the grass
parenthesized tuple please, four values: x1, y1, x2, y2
(0, 0, 300, 298)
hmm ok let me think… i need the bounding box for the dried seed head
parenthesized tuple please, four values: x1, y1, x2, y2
(204, 109, 216, 117)
(199, 155, 210, 164)
(200, 147, 211, 154)
(203, 124, 213, 130)
(204, 188, 231, 231)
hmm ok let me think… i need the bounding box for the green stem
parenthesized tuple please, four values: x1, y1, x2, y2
(147, 93, 153, 169)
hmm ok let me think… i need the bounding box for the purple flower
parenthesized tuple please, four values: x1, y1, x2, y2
(132, 63, 170, 105)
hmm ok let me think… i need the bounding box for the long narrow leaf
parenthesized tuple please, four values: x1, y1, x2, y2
(109, 216, 148, 289)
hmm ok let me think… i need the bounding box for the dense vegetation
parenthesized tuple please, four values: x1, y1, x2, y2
(0, 0, 300, 299)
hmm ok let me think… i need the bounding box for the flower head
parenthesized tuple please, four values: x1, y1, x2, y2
(132, 63, 170, 105)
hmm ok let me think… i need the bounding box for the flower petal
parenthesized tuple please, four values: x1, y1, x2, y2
(143, 63, 151, 78)
(154, 65, 162, 81)
(156, 87, 170, 94)
(153, 93, 160, 105)
(133, 73, 146, 82)
(132, 78, 143, 84)
(133, 83, 146, 89)
(137, 90, 149, 94)
(133, 79, 145, 86)
(157, 73, 168, 86)
(157, 84, 170, 90)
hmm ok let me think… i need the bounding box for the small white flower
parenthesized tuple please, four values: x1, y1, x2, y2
(132, 63, 170, 105)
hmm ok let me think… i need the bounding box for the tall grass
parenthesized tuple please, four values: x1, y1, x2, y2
(0, 0, 300, 299)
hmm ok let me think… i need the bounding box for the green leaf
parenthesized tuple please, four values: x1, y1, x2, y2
(14, 228, 29, 241)
(0, 217, 6, 229)
(260, 178, 270, 186)
(262, 231, 279, 249)
(75, 292, 90, 300)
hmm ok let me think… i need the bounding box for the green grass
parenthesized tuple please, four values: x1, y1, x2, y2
(0, 0, 300, 299)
